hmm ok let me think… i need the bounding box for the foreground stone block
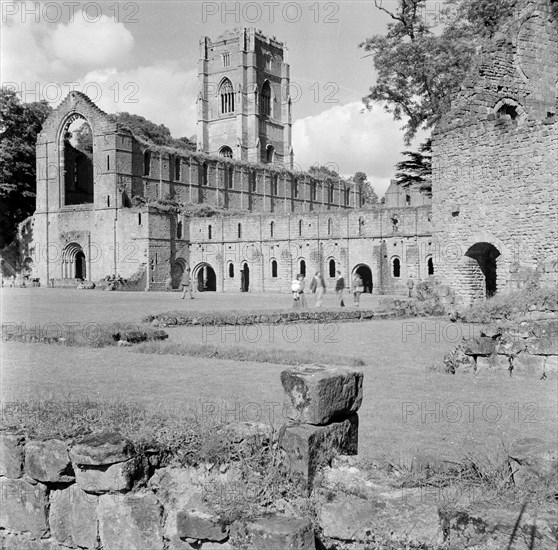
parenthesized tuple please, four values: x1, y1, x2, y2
(70, 431, 134, 466)
(0, 532, 66, 550)
(511, 354, 546, 377)
(0, 478, 49, 536)
(463, 337, 496, 357)
(232, 514, 315, 550)
(98, 491, 163, 550)
(25, 439, 74, 483)
(0, 431, 25, 478)
(280, 415, 358, 487)
(526, 336, 558, 355)
(75, 457, 141, 493)
(476, 354, 510, 373)
(509, 438, 558, 488)
(281, 366, 363, 425)
(176, 507, 229, 541)
(50, 484, 98, 548)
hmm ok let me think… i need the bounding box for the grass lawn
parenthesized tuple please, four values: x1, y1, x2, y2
(3, 314, 556, 462)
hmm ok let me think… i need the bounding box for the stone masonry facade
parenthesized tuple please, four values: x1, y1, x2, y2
(432, 0, 558, 305)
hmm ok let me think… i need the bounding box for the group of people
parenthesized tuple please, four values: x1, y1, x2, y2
(291, 270, 365, 309)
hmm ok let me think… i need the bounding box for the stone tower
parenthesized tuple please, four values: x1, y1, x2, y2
(197, 28, 293, 167)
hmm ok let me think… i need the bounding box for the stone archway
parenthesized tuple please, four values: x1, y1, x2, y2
(352, 264, 373, 294)
(194, 263, 216, 292)
(465, 242, 501, 298)
(171, 259, 187, 290)
(62, 242, 86, 279)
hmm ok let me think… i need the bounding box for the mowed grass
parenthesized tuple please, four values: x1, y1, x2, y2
(3, 315, 556, 461)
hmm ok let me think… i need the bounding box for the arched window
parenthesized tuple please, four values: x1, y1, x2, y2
(266, 145, 275, 164)
(427, 257, 434, 276)
(358, 217, 364, 236)
(328, 183, 334, 203)
(327, 218, 332, 236)
(344, 187, 350, 206)
(260, 80, 271, 116)
(202, 163, 208, 186)
(299, 259, 306, 277)
(237, 223, 242, 239)
(271, 174, 278, 195)
(208, 224, 212, 240)
(497, 103, 518, 120)
(292, 177, 298, 198)
(250, 171, 257, 192)
(175, 157, 181, 181)
(270, 221, 275, 237)
(310, 181, 317, 201)
(143, 151, 151, 176)
(224, 164, 234, 189)
(220, 78, 235, 114)
(271, 259, 278, 278)
(219, 146, 233, 158)
(138, 213, 142, 225)
(392, 257, 401, 278)
(228, 263, 235, 278)
(329, 259, 336, 278)
(405, 194, 411, 206)
(177, 220, 182, 239)
(298, 219, 303, 236)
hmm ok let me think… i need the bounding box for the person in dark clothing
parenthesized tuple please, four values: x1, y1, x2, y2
(335, 270, 345, 307)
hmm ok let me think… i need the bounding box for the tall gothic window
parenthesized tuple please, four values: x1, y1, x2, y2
(260, 81, 271, 116)
(219, 146, 233, 159)
(220, 79, 234, 114)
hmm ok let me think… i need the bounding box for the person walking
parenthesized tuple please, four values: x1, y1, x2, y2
(296, 273, 308, 309)
(407, 276, 415, 298)
(165, 273, 173, 291)
(352, 273, 364, 307)
(335, 270, 345, 307)
(314, 270, 326, 308)
(180, 267, 194, 299)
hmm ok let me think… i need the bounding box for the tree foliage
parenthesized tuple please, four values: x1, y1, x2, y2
(395, 138, 432, 193)
(353, 171, 379, 206)
(360, 0, 518, 144)
(0, 87, 51, 247)
(113, 112, 196, 150)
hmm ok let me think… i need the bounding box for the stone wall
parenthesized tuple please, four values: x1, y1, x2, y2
(0, 366, 364, 550)
(432, 0, 558, 305)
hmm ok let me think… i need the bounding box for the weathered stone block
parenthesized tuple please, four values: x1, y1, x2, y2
(463, 337, 496, 356)
(70, 431, 134, 466)
(509, 437, 558, 488)
(74, 457, 141, 493)
(0, 431, 25, 479)
(281, 366, 363, 425)
(280, 415, 358, 487)
(0, 532, 66, 550)
(512, 354, 546, 377)
(0, 478, 49, 536)
(176, 507, 229, 541)
(49, 484, 98, 548)
(25, 439, 74, 483)
(495, 336, 526, 355)
(98, 491, 163, 550)
(232, 514, 315, 550)
(476, 354, 511, 373)
(526, 336, 558, 355)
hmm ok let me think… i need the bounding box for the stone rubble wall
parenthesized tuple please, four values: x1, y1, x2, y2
(0, 366, 365, 550)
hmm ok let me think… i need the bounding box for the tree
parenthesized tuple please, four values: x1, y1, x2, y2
(113, 112, 195, 150)
(352, 172, 379, 207)
(0, 87, 51, 247)
(394, 138, 432, 193)
(360, 0, 517, 144)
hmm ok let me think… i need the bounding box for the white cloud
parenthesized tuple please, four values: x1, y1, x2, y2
(1, 11, 134, 87)
(81, 64, 198, 137)
(47, 16, 134, 69)
(292, 102, 413, 195)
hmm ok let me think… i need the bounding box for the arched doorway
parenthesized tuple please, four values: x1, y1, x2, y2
(240, 262, 250, 292)
(353, 264, 373, 293)
(194, 263, 216, 292)
(465, 242, 500, 298)
(171, 259, 186, 289)
(62, 243, 87, 280)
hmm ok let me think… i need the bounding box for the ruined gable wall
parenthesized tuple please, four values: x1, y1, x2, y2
(432, 0, 558, 303)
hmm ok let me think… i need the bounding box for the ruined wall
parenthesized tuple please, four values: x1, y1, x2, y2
(432, 0, 558, 305)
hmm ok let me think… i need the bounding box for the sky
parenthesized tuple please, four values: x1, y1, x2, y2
(0, 0, 435, 194)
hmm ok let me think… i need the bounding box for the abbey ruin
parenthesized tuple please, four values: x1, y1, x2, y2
(23, 0, 557, 305)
